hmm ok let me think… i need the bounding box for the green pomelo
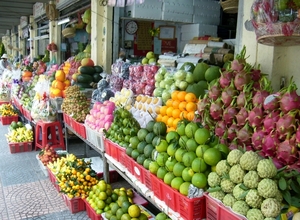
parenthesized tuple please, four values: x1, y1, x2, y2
(145, 120, 155, 132)
(194, 128, 211, 144)
(151, 149, 158, 161)
(182, 151, 197, 167)
(136, 154, 146, 165)
(152, 136, 160, 147)
(149, 161, 159, 175)
(166, 131, 180, 143)
(180, 62, 195, 73)
(126, 147, 133, 156)
(137, 141, 147, 154)
(156, 152, 169, 167)
(185, 138, 198, 152)
(193, 62, 209, 83)
(153, 122, 167, 136)
(156, 212, 168, 220)
(145, 132, 156, 144)
(137, 128, 148, 141)
(129, 136, 140, 149)
(175, 147, 187, 162)
(195, 145, 210, 158)
(191, 157, 207, 173)
(156, 139, 168, 152)
(176, 121, 186, 136)
(191, 173, 207, 189)
(214, 143, 230, 159)
(131, 149, 140, 160)
(179, 135, 189, 148)
(184, 122, 199, 138)
(164, 172, 176, 185)
(157, 166, 168, 180)
(167, 142, 178, 156)
(209, 135, 220, 147)
(143, 158, 152, 170)
(203, 148, 222, 166)
(182, 167, 194, 182)
(179, 182, 191, 196)
(144, 144, 154, 158)
(171, 177, 184, 190)
(204, 66, 221, 82)
(173, 162, 186, 177)
(165, 157, 177, 172)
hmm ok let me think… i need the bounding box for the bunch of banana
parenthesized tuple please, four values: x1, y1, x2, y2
(5, 127, 33, 143)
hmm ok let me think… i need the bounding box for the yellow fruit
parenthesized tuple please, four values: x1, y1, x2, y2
(128, 204, 141, 218)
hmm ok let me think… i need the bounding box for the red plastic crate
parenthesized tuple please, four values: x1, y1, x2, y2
(8, 141, 33, 154)
(71, 119, 86, 139)
(84, 199, 102, 220)
(46, 167, 60, 192)
(178, 192, 206, 220)
(160, 181, 179, 211)
(123, 154, 134, 174)
(62, 194, 86, 214)
(97, 170, 120, 183)
(63, 113, 71, 126)
(118, 146, 127, 166)
(131, 160, 144, 183)
(150, 173, 163, 200)
(0, 101, 10, 105)
(104, 139, 122, 161)
(1, 115, 18, 125)
(205, 194, 247, 220)
(22, 107, 32, 121)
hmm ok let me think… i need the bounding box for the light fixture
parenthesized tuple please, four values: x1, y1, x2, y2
(57, 17, 70, 25)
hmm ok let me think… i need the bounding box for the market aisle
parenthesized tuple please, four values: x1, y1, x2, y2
(0, 122, 90, 220)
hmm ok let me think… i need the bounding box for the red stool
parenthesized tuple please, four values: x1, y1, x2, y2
(35, 121, 66, 151)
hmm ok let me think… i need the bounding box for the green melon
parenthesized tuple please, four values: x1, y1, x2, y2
(193, 62, 209, 82)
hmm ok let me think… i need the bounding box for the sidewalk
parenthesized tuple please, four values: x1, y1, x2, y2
(0, 121, 95, 220)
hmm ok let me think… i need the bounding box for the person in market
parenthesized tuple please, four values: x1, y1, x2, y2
(0, 54, 13, 76)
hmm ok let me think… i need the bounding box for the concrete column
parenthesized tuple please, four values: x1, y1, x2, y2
(29, 15, 38, 61)
(11, 31, 17, 59)
(18, 25, 26, 58)
(90, 0, 113, 73)
(49, 19, 61, 64)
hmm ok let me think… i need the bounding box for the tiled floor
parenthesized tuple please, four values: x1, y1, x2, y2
(0, 120, 99, 220)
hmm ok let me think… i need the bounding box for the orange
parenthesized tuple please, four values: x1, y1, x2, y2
(52, 80, 65, 90)
(177, 91, 187, 101)
(50, 88, 62, 97)
(171, 90, 180, 100)
(172, 118, 181, 128)
(166, 99, 173, 107)
(162, 115, 169, 125)
(166, 107, 174, 117)
(64, 79, 71, 87)
(156, 114, 163, 122)
(160, 106, 168, 116)
(178, 101, 187, 111)
(55, 70, 66, 82)
(172, 100, 180, 109)
(186, 102, 197, 112)
(185, 93, 197, 102)
(186, 111, 195, 121)
(167, 117, 174, 128)
(180, 111, 189, 120)
(172, 108, 181, 119)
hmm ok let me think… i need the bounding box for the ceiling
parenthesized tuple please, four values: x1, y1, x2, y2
(0, 0, 50, 37)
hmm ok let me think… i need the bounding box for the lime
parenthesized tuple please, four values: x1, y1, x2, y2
(173, 162, 185, 177)
(176, 121, 186, 136)
(182, 167, 194, 182)
(203, 148, 222, 166)
(156, 212, 168, 220)
(156, 152, 169, 166)
(156, 139, 168, 152)
(164, 172, 175, 185)
(165, 157, 177, 172)
(194, 128, 211, 144)
(157, 166, 168, 180)
(149, 161, 159, 175)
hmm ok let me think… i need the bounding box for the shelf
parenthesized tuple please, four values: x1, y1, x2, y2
(105, 154, 184, 220)
(64, 123, 110, 183)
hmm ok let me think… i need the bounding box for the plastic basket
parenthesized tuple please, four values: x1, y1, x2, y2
(150, 173, 163, 200)
(85, 124, 104, 151)
(8, 141, 33, 154)
(23, 107, 32, 121)
(63, 113, 71, 126)
(62, 24, 76, 38)
(220, 0, 239, 14)
(62, 194, 86, 213)
(46, 167, 60, 192)
(1, 115, 18, 125)
(70, 117, 86, 139)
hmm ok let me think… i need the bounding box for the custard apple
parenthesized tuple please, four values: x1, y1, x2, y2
(215, 160, 231, 176)
(245, 189, 263, 208)
(220, 178, 235, 193)
(261, 198, 281, 218)
(207, 172, 221, 187)
(209, 190, 225, 201)
(243, 170, 260, 189)
(257, 159, 277, 178)
(239, 151, 261, 171)
(274, 190, 283, 203)
(227, 149, 243, 166)
(257, 178, 278, 198)
(233, 183, 247, 201)
(232, 200, 249, 216)
(229, 164, 245, 184)
(222, 193, 236, 207)
(246, 208, 264, 220)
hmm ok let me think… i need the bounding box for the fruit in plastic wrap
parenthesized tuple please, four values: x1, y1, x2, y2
(97, 78, 109, 91)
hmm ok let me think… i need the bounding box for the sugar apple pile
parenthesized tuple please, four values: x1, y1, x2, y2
(207, 149, 282, 219)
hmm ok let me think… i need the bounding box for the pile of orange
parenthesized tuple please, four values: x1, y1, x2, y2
(49, 70, 71, 98)
(156, 91, 198, 132)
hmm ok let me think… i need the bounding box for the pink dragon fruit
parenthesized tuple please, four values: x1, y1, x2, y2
(263, 110, 280, 134)
(262, 131, 280, 158)
(236, 107, 248, 127)
(252, 90, 270, 107)
(223, 105, 238, 126)
(248, 106, 264, 128)
(276, 111, 297, 140)
(277, 137, 298, 165)
(279, 77, 300, 113)
(221, 81, 238, 108)
(251, 128, 265, 150)
(219, 71, 234, 89)
(209, 98, 223, 120)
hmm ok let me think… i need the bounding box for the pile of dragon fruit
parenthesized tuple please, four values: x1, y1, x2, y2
(198, 46, 300, 172)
